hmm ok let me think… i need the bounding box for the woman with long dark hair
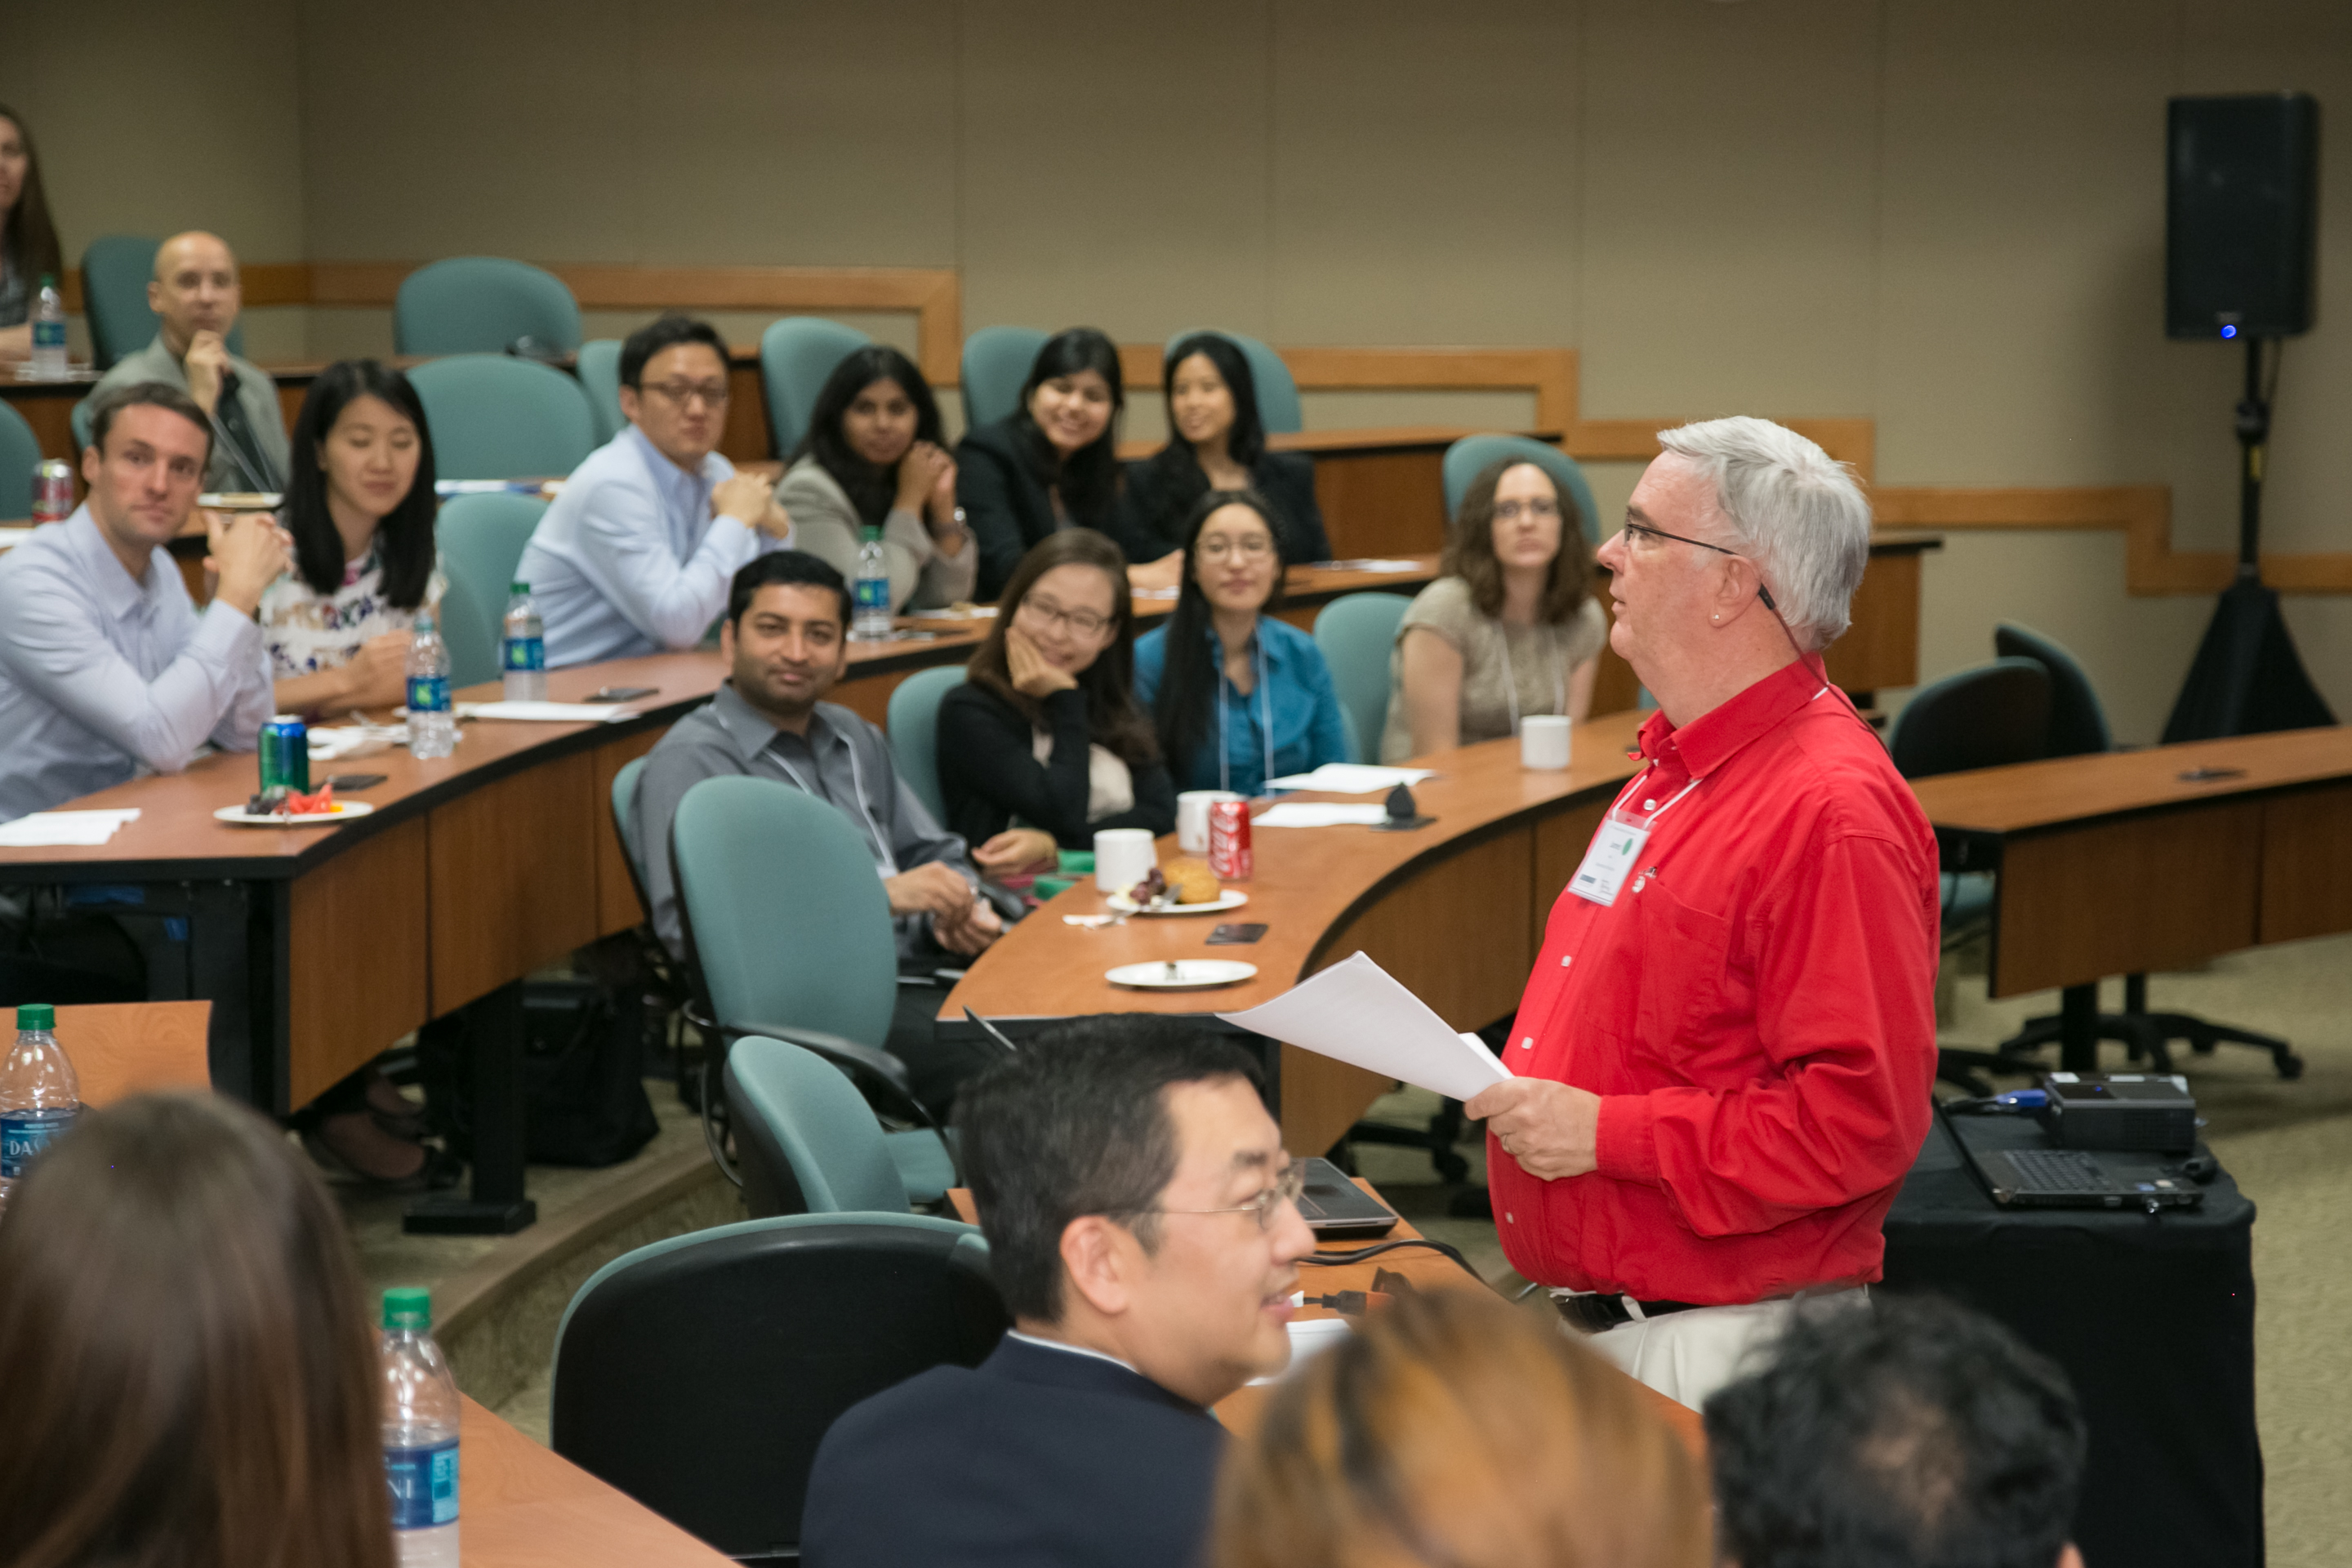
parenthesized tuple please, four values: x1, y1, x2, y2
(261, 359, 443, 718)
(0, 1092, 396, 1568)
(954, 327, 1153, 599)
(938, 530, 1176, 864)
(1383, 456, 1603, 761)
(1134, 490, 1348, 796)
(778, 345, 975, 612)
(1125, 333, 1328, 585)
(0, 104, 63, 360)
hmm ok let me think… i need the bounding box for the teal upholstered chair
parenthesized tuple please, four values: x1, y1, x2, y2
(550, 1212, 1003, 1561)
(669, 777, 954, 1196)
(1442, 434, 1600, 545)
(885, 665, 967, 826)
(408, 354, 596, 480)
(958, 325, 1048, 431)
(68, 397, 91, 456)
(726, 1036, 956, 1214)
(761, 317, 872, 459)
(79, 235, 248, 370)
(1313, 593, 1413, 765)
(433, 492, 546, 687)
(574, 338, 625, 443)
(1165, 328, 1303, 434)
(0, 400, 39, 517)
(394, 257, 581, 357)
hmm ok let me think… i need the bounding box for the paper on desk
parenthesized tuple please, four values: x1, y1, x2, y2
(1264, 764, 1437, 794)
(0, 808, 141, 847)
(308, 724, 403, 760)
(1252, 802, 1392, 827)
(1216, 951, 1512, 1102)
(1321, 559, 1423, 572)
(456, 701, 635, 724)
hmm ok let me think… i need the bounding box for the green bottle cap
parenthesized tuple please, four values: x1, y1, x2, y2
(382, 1286, 432, 1330)
(38, 274, 55, 288)
(16, 1003, 55, 1031)
(861, 525, 884, 542)
(510, 580, 529, 595)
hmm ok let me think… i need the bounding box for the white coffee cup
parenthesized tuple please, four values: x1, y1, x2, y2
(1176, 790, 1245, 854)
(1094, 828, 1159, 894)
(1520, 715, 1573, 771)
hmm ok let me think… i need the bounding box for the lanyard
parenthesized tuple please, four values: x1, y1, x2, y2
(1607, 765, 1706, 830)
(772, 735, 899, 877)
(1215, 627, 1275, 795)
(1494, 621, 1568, 737)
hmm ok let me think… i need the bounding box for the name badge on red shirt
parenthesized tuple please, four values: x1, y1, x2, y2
(1569, 814, 1649, 906)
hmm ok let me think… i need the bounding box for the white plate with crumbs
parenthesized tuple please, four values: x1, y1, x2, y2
(212, 802, 376, 827)
(1106, 959, 1258, 991)
(1105, 890, 1250, 916)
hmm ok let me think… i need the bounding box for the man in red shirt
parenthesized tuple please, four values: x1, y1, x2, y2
(1466, 416, 1939, 1410)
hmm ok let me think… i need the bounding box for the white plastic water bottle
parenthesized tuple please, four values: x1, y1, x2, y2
(500, 581, 547, 701)
(851, 525, 893, 641)
(405, 613, 457, 759)
(0, 1003, 80, 1221)
(30, 276, 67, 380)
(381, 1287, 461, 1568)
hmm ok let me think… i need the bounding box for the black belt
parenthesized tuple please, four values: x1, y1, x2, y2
(1550, 1292, 1706, 1335)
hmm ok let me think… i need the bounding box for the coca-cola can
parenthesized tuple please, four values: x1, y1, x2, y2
(31, 460, 73, 524)
(1207, 798, 1254, 880)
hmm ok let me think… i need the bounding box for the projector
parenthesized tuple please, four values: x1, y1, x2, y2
(2038, 1072, 2198, 1153)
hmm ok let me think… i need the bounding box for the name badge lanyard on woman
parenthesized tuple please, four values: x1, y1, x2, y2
(1567, 767, 1703, 908)
(773, 742, 900, 878)
(1494, 622, 1567, 737)
(1215, 633, 1275, 796)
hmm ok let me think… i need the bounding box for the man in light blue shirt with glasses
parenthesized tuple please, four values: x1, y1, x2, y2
(519, 314, 794, 666)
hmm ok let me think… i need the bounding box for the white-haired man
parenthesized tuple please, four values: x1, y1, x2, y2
(1466, 416, 1939, 1411)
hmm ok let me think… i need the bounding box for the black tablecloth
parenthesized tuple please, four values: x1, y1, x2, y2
(1882, 1113, 2261, 1568)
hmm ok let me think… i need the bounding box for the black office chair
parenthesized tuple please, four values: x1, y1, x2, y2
(550, 1212, 1009, 1561)
(1887, 657, 2072, 1094)
(1991, 622, 2301, 1080)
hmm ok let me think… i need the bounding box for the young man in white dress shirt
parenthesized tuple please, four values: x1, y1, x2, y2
(518, 314, 795, 666)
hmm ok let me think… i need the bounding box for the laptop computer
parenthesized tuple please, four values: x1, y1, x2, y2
(1295, 1156, 1401, 1238)
(1943, 1106, 2203, 1212)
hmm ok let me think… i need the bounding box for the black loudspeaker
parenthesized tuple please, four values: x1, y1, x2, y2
(2166, 92, 2319, 340)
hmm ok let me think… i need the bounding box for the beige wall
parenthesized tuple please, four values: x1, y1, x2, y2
(16, 2, 2352, 740)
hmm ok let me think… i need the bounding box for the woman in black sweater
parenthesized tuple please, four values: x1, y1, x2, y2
(1123, 332, 1329, 587)
(937, 530, 1176, 866)
(954, 326, 1156, 599)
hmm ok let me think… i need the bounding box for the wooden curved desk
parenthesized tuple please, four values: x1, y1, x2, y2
(943, 711, 1646, 1155)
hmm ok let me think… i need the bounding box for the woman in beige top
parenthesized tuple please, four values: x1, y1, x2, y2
(777, 345, 977, 611)
(1381, 457, 1606, 762)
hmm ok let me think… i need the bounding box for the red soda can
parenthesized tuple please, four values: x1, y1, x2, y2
(1207, 798, 1254, 880)
(31, 460, 73, 524)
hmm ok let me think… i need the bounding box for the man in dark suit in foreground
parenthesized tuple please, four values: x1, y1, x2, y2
(800, 1017, 1320, 1567)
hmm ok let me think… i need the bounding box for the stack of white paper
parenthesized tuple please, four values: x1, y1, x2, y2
(1264, 763, 1437, 794)
(308, 724, 403, 760)
(1321, 558, 1423, 572)
(0, 808, 142, 847)
(1217, 951, 1512, 1102)
(1251, 803, 1392, 828)
(456, 701, 636, 724)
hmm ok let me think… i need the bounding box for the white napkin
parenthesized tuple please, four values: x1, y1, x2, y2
(1263, 764, 1436, 794)
(456, 702, 635, 724)
(0, 808, 141, 847)
(1251, 802, 1392, 828)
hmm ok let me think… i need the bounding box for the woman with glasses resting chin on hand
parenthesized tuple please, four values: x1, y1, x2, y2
(1382, 457, 1605, 762)
(937, 531, 1177, 877)
(1134, 491, 1348, 798)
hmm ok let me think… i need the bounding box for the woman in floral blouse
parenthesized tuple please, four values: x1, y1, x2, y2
(261, 359, 444, 717)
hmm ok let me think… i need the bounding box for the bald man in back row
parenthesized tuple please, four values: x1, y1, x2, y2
(91, 230, 289, 494)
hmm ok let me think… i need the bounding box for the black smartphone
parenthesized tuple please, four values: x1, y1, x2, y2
(588, 686, 657, 702)
(1207, 923, 1267, 945)
(324, 773, 388, 791)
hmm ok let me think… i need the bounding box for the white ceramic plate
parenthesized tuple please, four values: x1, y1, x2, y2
(212, 801, 376, 827)
(1106, 959, 1258, 991)
(1105, 889, 1250, 916)
(197, 492, 283, 512)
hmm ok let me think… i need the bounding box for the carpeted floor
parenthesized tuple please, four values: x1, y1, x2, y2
(1352, 930, 2352, 1568)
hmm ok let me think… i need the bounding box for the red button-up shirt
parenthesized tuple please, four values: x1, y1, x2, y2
(1490, 657, 1940, 1304)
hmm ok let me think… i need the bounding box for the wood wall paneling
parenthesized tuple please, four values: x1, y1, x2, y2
(288, 814, 431, 1107)
(1312, 447, 1452, 560)
(1531, 799, 1611, 953)
(427, 753, 598, 1014)
(1313, 828, 1536, 1028)
(2258, 784, 2352, 946)
(1824, 549, 1922, 695)
(1991, 802, 2262, 998)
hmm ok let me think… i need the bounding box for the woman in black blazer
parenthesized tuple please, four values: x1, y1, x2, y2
(1123, 332, 1330, 588)
(956, 327, 1153, 599)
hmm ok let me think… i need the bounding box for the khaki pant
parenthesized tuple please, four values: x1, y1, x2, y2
(1572, 1288, 1867, 1412)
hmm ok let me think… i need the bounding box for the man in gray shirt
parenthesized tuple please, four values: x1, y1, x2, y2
(635, 550, 1010, 1116)
(90, 231, 290, 494)
(0, 382, 284, 822)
